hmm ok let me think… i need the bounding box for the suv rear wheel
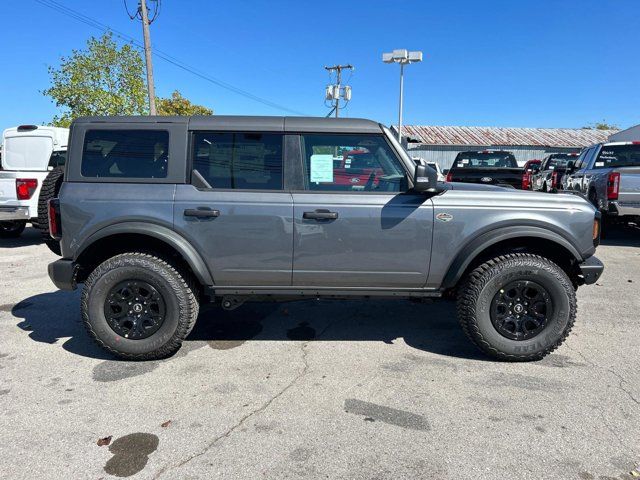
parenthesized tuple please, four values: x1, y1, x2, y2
(457, 253, 576, 361)
(81, 252, 199, 360)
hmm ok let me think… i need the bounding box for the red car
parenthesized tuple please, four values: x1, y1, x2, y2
(521, 159, 542, 190)
(332, 150, 384, 188)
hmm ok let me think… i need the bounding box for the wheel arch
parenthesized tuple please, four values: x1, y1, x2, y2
(442, 226, 583, 291)
(74, 222, 213, 286)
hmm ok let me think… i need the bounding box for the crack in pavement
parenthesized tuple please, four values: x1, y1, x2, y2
(152, 328, 324, 479)
(565, 344, 636, 456)
(566, 344, 640, 407)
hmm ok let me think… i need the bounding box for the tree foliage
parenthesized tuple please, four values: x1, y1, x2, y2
(156, 90, 213, 116)
(582, 121, 619, 131)
(43, 32, 147, 127)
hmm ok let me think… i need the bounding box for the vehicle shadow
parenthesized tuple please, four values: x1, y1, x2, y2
(0, 227, 44, 249)
(13, 290, 489, 362)
(600, 222, 640, 247)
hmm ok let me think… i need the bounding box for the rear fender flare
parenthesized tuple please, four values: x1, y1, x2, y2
(74, 222, 214, 285)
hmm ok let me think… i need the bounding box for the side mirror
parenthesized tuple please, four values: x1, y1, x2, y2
(566, 160, 575, 172)
(443, 168, 449, 176)
(413, 164, 439, 192)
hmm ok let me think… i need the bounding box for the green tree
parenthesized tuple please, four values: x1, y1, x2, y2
(43, 32, 147, 127)
(156, 90, 213, 116)
(582, 121, 619, 130)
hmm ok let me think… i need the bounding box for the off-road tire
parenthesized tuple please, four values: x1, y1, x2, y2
(0, 220, 27, 238)
(81, 252, 199, 360)
(37, 166, 65, 255)
(457, 253, 576, 361)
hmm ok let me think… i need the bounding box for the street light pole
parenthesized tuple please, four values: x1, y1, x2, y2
(398, 62, 404, 142)
(382, 49, 423, 143)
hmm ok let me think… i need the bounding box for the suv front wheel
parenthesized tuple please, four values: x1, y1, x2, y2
(457, 253, 576, 361)
(81, 252, 199, 360)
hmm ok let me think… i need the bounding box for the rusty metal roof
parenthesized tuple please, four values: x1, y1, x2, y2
(399, 125, 618, 148)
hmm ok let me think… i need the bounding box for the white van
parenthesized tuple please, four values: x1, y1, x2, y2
(0, 125, 69, 237)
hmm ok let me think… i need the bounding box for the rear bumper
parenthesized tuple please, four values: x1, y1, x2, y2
(577, 256, 604, 285)
(0, 206, 29, 221)
(608, 201, 640, 217)
(48, 259, 78, 291)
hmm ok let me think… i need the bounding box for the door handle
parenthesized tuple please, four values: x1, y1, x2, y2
(303, 210, 338, 220)
(184, 208, 220, 218)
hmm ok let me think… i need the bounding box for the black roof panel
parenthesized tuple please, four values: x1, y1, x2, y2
(73, 115, 382, 134)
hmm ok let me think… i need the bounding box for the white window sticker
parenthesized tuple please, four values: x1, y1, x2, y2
(310, 154, 334, 183)
(595, 161, 605, 167)
(457, 162, 464, 167)
(462, 159, 469, 164)
(549, 166, 555, 170)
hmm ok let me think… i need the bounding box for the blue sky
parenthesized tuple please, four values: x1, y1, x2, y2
(1, 0, 638, 129)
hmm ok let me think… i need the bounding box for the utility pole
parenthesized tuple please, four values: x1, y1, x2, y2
(126, 0, 160, 114)
(324, 64, 353, 118)
(140, 0, 157, 115)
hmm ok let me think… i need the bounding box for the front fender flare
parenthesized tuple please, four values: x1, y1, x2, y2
(441, 225, 583, 290)
(74, 222, 214, 285)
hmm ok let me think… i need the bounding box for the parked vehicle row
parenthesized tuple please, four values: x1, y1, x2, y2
(563, 141, 640, 224)
(530, 153, 579, 193)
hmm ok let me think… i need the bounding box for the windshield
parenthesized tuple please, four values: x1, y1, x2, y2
(453, 152, 518, 168)
(594, 144, 640, 169)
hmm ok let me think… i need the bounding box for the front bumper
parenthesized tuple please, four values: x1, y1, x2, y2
(577, 256, 604, 285)
(48, 259, 78, 291)
(0, 206, 29, 221)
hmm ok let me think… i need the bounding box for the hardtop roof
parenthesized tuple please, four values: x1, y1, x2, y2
(72, 115, 383, 134)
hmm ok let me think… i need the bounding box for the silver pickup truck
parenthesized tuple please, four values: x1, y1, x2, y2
(564, 141, 640, 222)
(47, 115, 604, 363)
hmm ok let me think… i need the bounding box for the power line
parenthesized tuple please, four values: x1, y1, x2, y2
(34, 0, 306, 116)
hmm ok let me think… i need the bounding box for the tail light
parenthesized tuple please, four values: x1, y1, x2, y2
(593, 212, 601, 247)
(446, 171, 453, 182)
(16, 178, 38, 200)
(522, 172, 531, 190)
(607, 172, 620, 200)
(48, 198, 61, 240)
(550, 171, 559, 189)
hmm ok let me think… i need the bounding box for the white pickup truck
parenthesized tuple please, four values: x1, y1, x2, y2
(0, 125, 68, 238)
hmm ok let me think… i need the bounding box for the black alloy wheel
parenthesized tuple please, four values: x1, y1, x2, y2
(103, 280, 166, 339)
(490, 280, 553, 341)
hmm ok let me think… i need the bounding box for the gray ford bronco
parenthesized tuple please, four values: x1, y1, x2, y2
(47, 116, 604, 361)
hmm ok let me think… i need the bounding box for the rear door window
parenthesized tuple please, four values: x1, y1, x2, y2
(81, 130, 169, 178)
(192, 132, 283, 190)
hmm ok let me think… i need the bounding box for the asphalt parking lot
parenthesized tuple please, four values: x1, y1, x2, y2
(0, 227, 639, 480)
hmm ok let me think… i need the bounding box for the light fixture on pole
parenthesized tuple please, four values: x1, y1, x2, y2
(382, 49, 423, 142)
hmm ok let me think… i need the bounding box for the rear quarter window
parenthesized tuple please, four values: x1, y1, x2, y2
(81, 130, 169, 178)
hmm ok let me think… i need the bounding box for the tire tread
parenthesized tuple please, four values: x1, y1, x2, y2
(456, 253, 577, 362)
(81, 252, 199, 360)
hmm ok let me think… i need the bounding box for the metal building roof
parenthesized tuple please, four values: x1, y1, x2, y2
(398, 125, 618, 148)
